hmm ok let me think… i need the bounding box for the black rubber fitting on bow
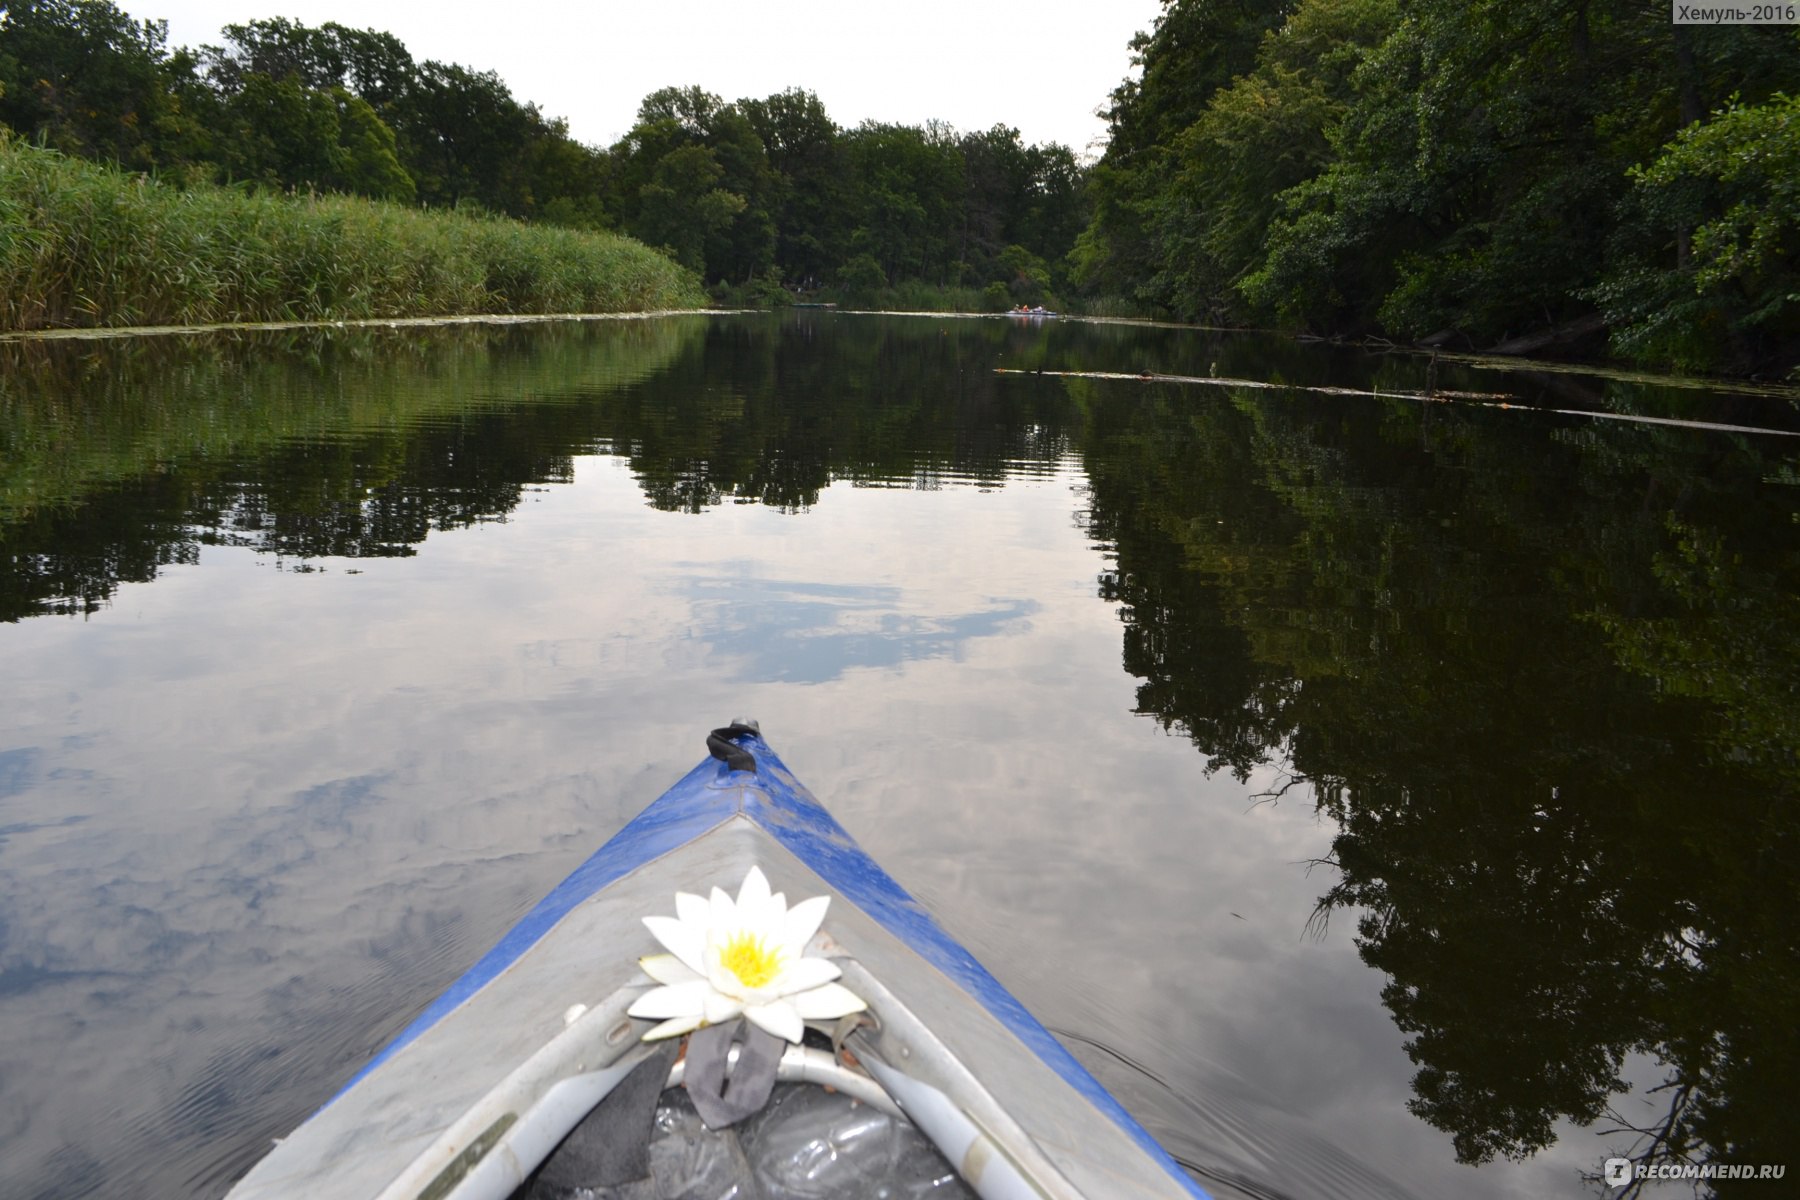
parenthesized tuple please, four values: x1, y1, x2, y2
(707, 723, 759, 773)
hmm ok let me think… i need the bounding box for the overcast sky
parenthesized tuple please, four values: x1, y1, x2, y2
(117, 0, 1165, 157)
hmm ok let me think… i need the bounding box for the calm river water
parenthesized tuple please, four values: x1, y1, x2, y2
(1, 313, 1795, 1199)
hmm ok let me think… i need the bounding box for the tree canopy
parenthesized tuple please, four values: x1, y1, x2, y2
(1082, 0, 1799, 375)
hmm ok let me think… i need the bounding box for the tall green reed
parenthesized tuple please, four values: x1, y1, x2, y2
(0, 135, 706, 332)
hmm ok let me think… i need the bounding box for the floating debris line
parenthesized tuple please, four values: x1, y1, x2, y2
(994, 368, 1800, 439)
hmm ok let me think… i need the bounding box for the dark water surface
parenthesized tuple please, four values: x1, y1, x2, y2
(2, 313, 1795, 1199)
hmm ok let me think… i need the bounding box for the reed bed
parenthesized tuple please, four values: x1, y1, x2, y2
(0, 136, 706, 332)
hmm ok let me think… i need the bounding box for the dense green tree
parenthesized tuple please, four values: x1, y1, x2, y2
(738, 88, 847, 285)
(956, 125, 1032, 279)
(527, 120, 612, 230)
(0, 0, 179, 167)
(1596, 91, 1800, 374)
(633, 83, 722, 133)
(1079, 0, 1797, 374)
(181, 16, 416, 202)
(1107, 0, 1294, 159)
(203, 18, 609, 223)
(392, 60, 541, 212)
(204, 16, 353, 95)
(212, 75, 411, 201)
(1246, 2, 1614, 336)
(993, 244, 1052, 305)
(1150, 0, 1395, 320)
(607, 87, 777, 280)
(840, 120, 964, 285)
(633, 143, 745, 272)
(326, 86, 413, 201)
(203, 18, 416, 112)
(946, 126, 1083, 296)
(1072, 0, 1293, 302)
(696, 103, 776, 282)
(1238, 5, 1795, 348)
(217, 70, 341, 189)
(611, 87, 1086, 295)
(1017, 142, 1085, 281)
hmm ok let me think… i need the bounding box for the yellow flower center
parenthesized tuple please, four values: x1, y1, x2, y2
(718, 931, 782, 990)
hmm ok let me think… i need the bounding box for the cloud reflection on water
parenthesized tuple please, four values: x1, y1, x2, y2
(674, 569, 1038, 684)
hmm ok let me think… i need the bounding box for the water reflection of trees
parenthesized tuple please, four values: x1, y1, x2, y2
(582, 315, 1077, 513)
(1076, 381, 1800, 1191)
(0, 320, 702, 617)
(1, 315, 1086, 618)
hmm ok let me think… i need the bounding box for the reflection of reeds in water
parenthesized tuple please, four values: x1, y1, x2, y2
(0, 319, 705, 525)
(0, 135, 704, 334)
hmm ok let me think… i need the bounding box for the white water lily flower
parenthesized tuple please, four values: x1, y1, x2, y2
(627, 865, 866, 1043)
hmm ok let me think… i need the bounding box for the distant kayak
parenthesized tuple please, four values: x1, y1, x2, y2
(1006, 307, 1057, 318)
(225, 723, 1210, 1200)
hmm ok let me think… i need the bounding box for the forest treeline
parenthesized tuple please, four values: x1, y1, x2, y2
(2, 0, 1797, 373)
(0, 0, 1084, 311)
(1086, 0, 1797, 375)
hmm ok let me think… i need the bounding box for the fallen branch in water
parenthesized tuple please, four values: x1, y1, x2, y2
(994, 368, 1800, 439)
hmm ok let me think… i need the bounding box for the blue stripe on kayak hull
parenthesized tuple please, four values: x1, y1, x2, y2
(334, 735, 1209, 1199)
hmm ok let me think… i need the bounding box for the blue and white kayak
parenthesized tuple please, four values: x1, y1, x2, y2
(226, 724, 1210, 1200)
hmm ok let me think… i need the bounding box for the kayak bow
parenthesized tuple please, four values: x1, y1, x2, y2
(226, 725, 1209, 1200)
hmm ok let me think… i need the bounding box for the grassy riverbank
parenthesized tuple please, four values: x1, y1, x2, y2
(0, 137, 706, 333)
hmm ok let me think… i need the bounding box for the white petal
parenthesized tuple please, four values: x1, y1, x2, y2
(675, 890, 709, 928)
(641, 1014, 702, 1041)
(781, 895, 830, 953)
(744, 999, 804, 1043)
(789, 982, 868, 1020)
(736, 866, 773, 927)
(709, 885, 735, 930)
(643, 915, 708, 977)
(703, 991, 745, 1025)
(702, 944, 740, 998)
(771, 955, 840, 997)
(640, 953, 702, 985)
(627, 980, 712, 1020)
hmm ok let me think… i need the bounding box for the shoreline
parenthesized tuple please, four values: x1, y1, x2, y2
(0, 308, 725, 345)
(7, 305, 1793, 399)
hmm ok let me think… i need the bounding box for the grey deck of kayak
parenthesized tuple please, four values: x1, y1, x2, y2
(227, 811, 1193, 1199)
